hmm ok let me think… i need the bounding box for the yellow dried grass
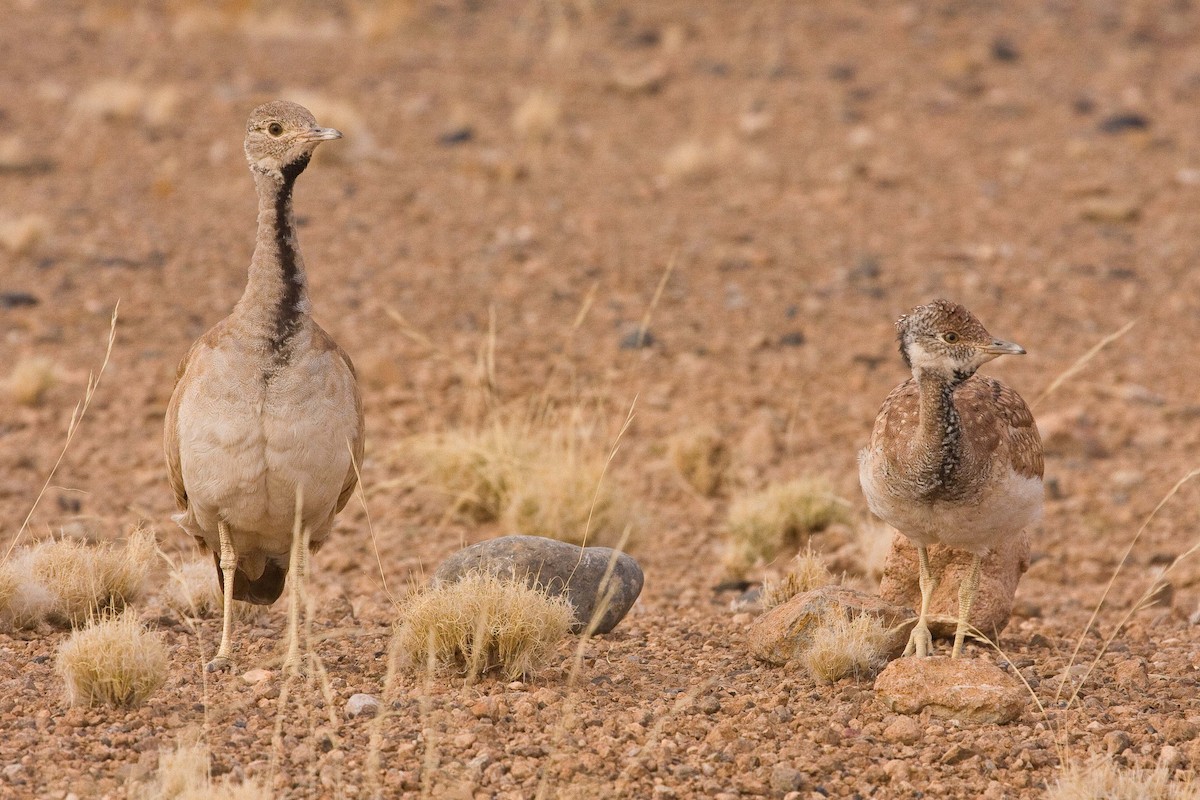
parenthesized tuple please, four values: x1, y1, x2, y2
(57, 613, 168, 707)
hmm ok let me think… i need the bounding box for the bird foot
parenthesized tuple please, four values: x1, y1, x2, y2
(903, 623, 934, 658)
(205, 655, 234, 673)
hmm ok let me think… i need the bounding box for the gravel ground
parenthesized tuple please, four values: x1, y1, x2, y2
(2, 2, 1200, 798)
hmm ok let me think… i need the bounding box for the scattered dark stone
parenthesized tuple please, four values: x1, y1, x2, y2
(0, 292, 38, 309)
(779, 331, 805, 347)
(620, 328, 656, 349)
(990, 36, 1020, 62)
(0, 159, 56, 176)
(784, 304, 798, 319)
(827, 63, 856, 82)
(1072, 95, 1096, 115)
(433, 535, 644, 634)
(56, 495, 82, 513)
(712, 579, 753, 593)
(630, 28, 660, 48)
(31, 655, 49, 665)
(1098, 113, 1149, 134)
(437, 127, 474, 146)
(699, 60, 730, 77)
(852, 353, 886, 370)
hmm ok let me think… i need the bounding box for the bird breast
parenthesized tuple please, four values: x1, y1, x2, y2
(174, 335, 359, 555)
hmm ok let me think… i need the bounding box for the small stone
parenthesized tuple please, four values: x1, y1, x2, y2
(1098, 113, 1149, 134)
(1160, 745, 1184, 771)
(1163, 718, 1199, 743)
(769, 764, 807, 793)
(345, 693, 380, 719)
(0, 292, 38, 309)
(1079, 197, 1141, 224)
(1114, 658, 1150, 691)
(882, 716, 922, 744)
(241, 669, 272, 684)
(880, 532, 1029, 644)
(941, 744, 977, 765)
(619, 327, 656, 350)
(874, 657, 1027, 724)
(432, 535, 644, 634)
(437, 127, 473, 146)
(746, 585, 915, 665)
(1104, 730, 1131, 755)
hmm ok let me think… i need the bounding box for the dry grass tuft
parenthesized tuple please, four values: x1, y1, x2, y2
(132, 741, 270, 800)
(395, 571, 573, 681)
(165, 559, 260, 622)
(723, 478, 850, 577)
(15, 526, 156, 626)
(57, 613, 168, 707)
(6, 355, 57, 406)
(512, 90, 562, 141)
(1046, 758, 1200, 800)
(0, 560, 54, 630)
(407, 411, 635, 547)
(668, 425, 730, 497)
(799, 612, 889, 684)
(760, 549, 834, 609)
(72, 80, 180, 128)
(0, 214, 48, 255)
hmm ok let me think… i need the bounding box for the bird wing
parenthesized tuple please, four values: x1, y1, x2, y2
(163, 340, 202, 512)
(311, 322, 364, 515)
(869, 378, 919, 456)
(957, 376, 1044, 480)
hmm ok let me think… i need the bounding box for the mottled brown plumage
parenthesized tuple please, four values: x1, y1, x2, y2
(859, 300, 1043, 658)
(164, 101, 363, 671)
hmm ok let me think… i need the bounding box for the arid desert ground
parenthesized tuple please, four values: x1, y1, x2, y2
(3, 2, 1200, 798)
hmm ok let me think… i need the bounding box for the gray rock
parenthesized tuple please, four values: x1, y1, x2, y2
(345, 693, 380, 719)
(432, 535, 643, 634)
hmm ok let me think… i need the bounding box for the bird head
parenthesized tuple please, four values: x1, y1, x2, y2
(895, 299, 1025, 382)
(244, 100, 341, 180)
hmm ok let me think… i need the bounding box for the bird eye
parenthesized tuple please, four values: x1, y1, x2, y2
(943, 332, 959, 343)
(267, 122, 284, 137)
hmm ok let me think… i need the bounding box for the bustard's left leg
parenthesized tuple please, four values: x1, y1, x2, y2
(207, 520, 238, 672)
(952, 553, 983, 659)
(904, 544, 935, 658)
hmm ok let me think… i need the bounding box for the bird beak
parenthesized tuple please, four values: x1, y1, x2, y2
(300, 126, 342, 143)
(983, 338, 1026, 356)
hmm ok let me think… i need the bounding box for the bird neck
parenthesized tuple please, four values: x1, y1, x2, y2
(913, 368, 965, 495)
(236, 156, 313, 360)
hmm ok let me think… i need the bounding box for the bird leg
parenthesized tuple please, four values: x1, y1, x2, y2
(904, 544, 935, 657)
(207, 520, 238, 672)
(283, 487, 307, 677)
(952, 553, 983, 659)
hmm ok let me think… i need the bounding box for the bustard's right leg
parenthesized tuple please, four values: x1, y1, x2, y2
(207, 521, 238, 673)
(904, 544, 935, 658)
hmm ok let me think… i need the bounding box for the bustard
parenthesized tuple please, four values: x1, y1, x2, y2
(859, 300, 1043, 658)
(164, 100, 364, 672)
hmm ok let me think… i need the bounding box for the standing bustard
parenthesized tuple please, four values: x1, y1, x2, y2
(164, 101, 364, 672)
(859, 300, 1043, 659)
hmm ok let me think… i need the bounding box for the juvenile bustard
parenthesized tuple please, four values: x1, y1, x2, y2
(859, 300, 1043, 659)
(164, 101, 364, 672)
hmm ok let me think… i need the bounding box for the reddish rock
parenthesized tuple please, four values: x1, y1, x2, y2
(879, 530, 1030, 643)
(747, 585, 915, 665)
(874, 656, 1027, 724)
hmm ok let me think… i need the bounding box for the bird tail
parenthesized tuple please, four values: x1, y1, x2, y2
(213, 553, 288, 605)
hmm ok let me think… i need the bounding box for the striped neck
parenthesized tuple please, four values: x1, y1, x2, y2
(914, 368, 965, 498)
(238, 154, 312, 363)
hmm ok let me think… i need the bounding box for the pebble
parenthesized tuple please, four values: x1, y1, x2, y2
(241, 669, 272, 685)
(1160, 745, 1184, 771)
(1104, 730, 1131, 755)
(344, 693, 380, 719)
(433, 535, 644, 634)
(1113, 658, 1150, 691)
(882, 716, 922, 744)
(874, 657, 1027, 724)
